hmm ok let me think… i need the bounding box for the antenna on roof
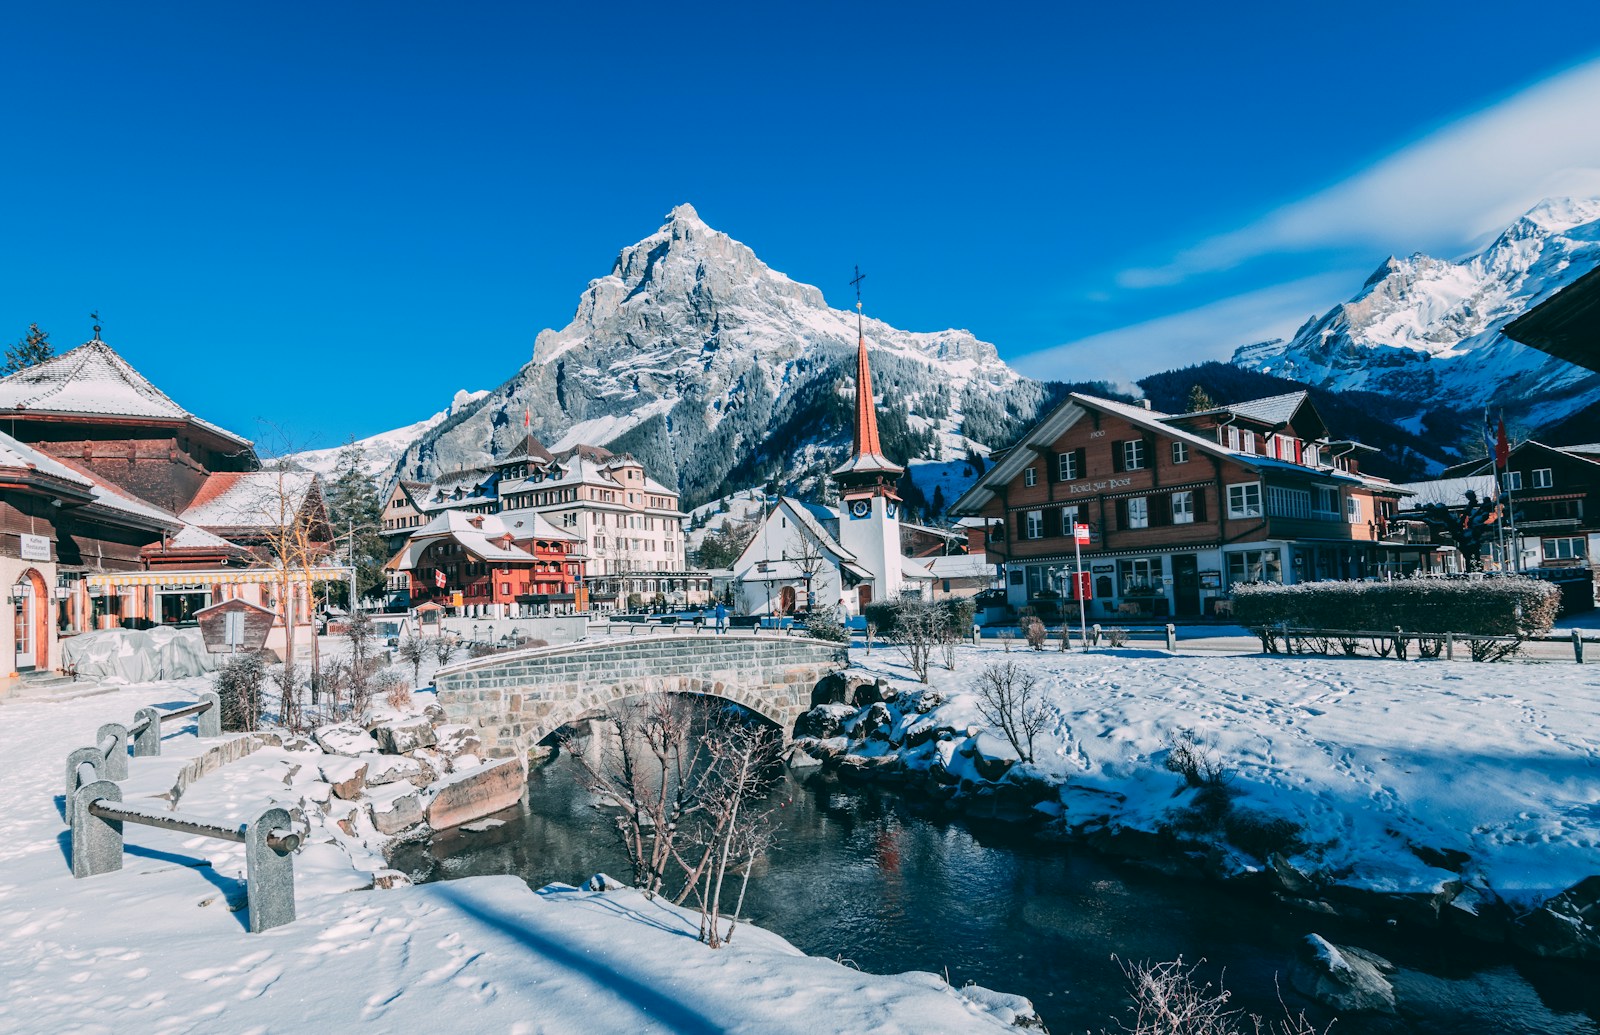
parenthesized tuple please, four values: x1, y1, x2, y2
(90, 311, 102, 340)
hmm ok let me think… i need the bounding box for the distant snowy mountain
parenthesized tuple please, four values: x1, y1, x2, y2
(291, 389, 489, 479)
(390, 204, 1057, 510)
(1234, 197, 1600, 430)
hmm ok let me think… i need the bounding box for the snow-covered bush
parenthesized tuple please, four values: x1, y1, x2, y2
(1232, 577, 1560, 639)
(214, 651, 266, 732)
(1023, 617, 1047, 650)
(802, 607, 849, 644)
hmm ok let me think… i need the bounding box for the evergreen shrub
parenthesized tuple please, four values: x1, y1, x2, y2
(1232, 577, 1560, 637)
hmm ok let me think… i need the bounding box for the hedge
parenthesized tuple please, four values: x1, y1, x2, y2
(1231, 577, 1560, 637)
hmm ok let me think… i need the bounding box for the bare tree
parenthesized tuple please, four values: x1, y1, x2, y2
(887, 599, 940, 683)
(1103, 956, 1329, 1035)
(396, 633, 429, 686)
(787, 530, 828, 613)
(972, 660, 1050, 763)
(683, 722, 782, 947)
(431, 636, 457, 668)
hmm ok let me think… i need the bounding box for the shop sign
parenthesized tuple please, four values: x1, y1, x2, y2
(19, 534, 50, 562)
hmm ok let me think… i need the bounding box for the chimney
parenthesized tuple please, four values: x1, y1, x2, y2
(1140, 399, 1152, 410)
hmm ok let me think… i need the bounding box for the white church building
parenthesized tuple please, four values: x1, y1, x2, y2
(729, 321, 934, 615)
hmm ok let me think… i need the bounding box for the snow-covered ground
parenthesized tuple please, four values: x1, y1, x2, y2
(0, 680, 1033, 1033)
(841, 644, 1600, 908)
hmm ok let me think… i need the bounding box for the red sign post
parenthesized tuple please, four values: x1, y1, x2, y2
(1072, 524, 1090, 647)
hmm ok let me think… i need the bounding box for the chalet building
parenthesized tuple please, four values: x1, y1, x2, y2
(384, 510, 584, 616)
(951, 392, 1434, 618)
(0, 336, 340, 681)
(1436, 441, 1600, 574)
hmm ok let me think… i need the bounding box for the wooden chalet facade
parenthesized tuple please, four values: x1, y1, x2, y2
(952, 392, 1437, 618)
(0, 337, 341, 681)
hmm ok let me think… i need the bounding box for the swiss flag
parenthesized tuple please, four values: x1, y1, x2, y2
(434, 569, 446, 589)
(1495, 416, 1510, 469)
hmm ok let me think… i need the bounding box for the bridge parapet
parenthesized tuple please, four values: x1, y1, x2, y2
(433, 635, 849, 758)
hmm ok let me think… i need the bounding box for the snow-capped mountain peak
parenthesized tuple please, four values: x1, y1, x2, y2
(1235, 197, 1600, 430)
(392, 204, 1046, 508)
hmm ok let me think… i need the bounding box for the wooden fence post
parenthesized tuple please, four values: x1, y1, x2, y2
(1445, 631, 1454, 662)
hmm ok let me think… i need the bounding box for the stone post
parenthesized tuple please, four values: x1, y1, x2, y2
(245, 806, 297, 933)
(971, 623, 980, 647)
(96, 723, 129, 781)
(65, 746, 104, 803)
(71, 780, 123, 879)
(1165, 624, 1176, 652)
(132, 707, 163, 756)
(1573, 628, 1584, 665)
(197, 691, 222, 738)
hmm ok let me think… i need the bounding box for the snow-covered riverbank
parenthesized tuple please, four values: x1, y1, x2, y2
(0, 681, 1037, 1033)
(807, 643, 1600, 957)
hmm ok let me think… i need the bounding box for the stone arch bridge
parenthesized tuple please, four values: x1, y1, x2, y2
(432, 635, 850, 759)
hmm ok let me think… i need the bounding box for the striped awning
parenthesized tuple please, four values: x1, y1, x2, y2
(84, 566, 352, 589)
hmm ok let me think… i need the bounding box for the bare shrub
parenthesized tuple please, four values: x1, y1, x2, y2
(431, 636, 457, 668)
(865, 620, 877, 656)
(386, 682, 413, 711)
(1103, 956, 1329, 1035)
(214, 652, 266, 732)
(1336, 635, 1361, 656)
(1416, 634, 1445, 659)
(1106, 627, 1130, 649)
(939, 626, 958, 671)
(972, 661, 1050, 764)
(1023, 617, 1047, 651)
(1470, 635, 1522, 662)
(367, 667, 407, 717)
(1165, 728, 1229, 788)
(1000, 629, 1014, 653)
(272, 660, 303, 732)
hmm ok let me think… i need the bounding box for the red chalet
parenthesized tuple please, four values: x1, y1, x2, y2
(386, 510, 585, 616)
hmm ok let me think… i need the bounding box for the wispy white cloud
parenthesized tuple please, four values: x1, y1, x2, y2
(1015, 272, 1353, 385)
(1119, 55, 1600, 288)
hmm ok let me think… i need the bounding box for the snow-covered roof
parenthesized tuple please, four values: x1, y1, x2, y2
(1184, 391, 1310, 427)
(0, 339, 251, 448)
(167, 523, 240, 550)
(1394, 475, 1499, 505)
(388, 509, 578, 570)
(777, 497, 854, 563)
(0, 429, 93, 487)
(180, 470, 320, 531)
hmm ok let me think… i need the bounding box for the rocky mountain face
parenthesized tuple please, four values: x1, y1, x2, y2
(390, 204, 1056, 509)
(1234, 197, 1600, 432)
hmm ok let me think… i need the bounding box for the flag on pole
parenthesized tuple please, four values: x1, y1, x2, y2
(434, 569, 446, 589)
(1495, 415, 1510, 469)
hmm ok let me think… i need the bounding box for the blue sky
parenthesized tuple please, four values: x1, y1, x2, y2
(5, 2, 1600, 450)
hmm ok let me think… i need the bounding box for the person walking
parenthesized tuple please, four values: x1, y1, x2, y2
(714, 600, 728, 635)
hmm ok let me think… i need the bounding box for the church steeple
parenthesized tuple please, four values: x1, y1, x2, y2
(832, 266, 903, 495)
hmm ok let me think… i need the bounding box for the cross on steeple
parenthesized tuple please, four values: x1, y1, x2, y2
(849, 266, 866, 338)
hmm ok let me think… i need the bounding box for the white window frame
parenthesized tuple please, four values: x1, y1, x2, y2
(1127, 496, 1148, 529)
(1503, 471, 1523, 491)
(1544, 536, 1584, 561)
(1172, 490, 1194, 524)
(1266, 486, 1311, 519)
(1057, 452, 1078, 481)
(1346, 495, 1363, 524)
(1171, 441, 1189, 464)
(1025, 510, 1043, 539)
(1242, 430, 1257, 454)
(1121, 440, 1146, 471)
(1023, 467, 1037, 487)
(1227, 482, 1262, 519)
(1225, 426, 1240, 450)
(1533, 468, 1553, 489)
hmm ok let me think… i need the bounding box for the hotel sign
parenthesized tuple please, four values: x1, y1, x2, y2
(19, 534, 50, 562)
(1066, 477, 1133, 495)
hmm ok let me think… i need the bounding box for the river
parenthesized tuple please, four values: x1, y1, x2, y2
(391, 755, 1598, 1034)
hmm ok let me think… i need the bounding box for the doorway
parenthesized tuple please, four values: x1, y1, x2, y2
(1173, 554, 1201, 618)
(13, 570, 48, 672)
(778, 585, 797, 614)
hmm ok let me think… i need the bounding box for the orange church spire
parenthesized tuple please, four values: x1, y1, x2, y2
(852, 333, 884, 459)
(832, 267, 903, 489)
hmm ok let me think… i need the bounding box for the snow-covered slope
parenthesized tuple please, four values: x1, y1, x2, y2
(390, 205, 1048, 508)
(1234, 197, 1600, 428)
(290, 389, 488, 478)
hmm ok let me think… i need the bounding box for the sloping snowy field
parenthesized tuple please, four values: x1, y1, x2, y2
(0, 682, 1029, 1034)
(847, 645, 1600, 905)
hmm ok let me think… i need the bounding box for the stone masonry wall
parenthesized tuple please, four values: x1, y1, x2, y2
(433, 635, 849, 758)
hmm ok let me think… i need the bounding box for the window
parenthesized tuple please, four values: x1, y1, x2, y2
(1057, 506, 1080, 537)
(1118, 557, 1159, 594)
(1544, 536, 1585, 561)
(1227, 483, 1262, 518)
(1225, 426, 1240, 450)
(1533, 468, 1553, 489)
(1023, 467, 1037, 487)
(1304, 444, 1320, 468)
(1503, 471, 1523, 491)
(1346, 496, 1363, 524)
(1057, 451, 1078, 481)
(1172, 490, 1195, 524)
(1313, 486, 1339, 518)
(1171, 441, 1189, 464)
(1227, 549, 1282, 585)
(1266, 486, 1311, 519)
(1126, 497, 1148, 529)
(1120, 440, 1147, 471)
(1025, 510, 1043, 539)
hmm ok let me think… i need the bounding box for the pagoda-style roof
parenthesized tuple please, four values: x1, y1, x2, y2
(0, 338, 253, 451)
(498, 433, 555, 466)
